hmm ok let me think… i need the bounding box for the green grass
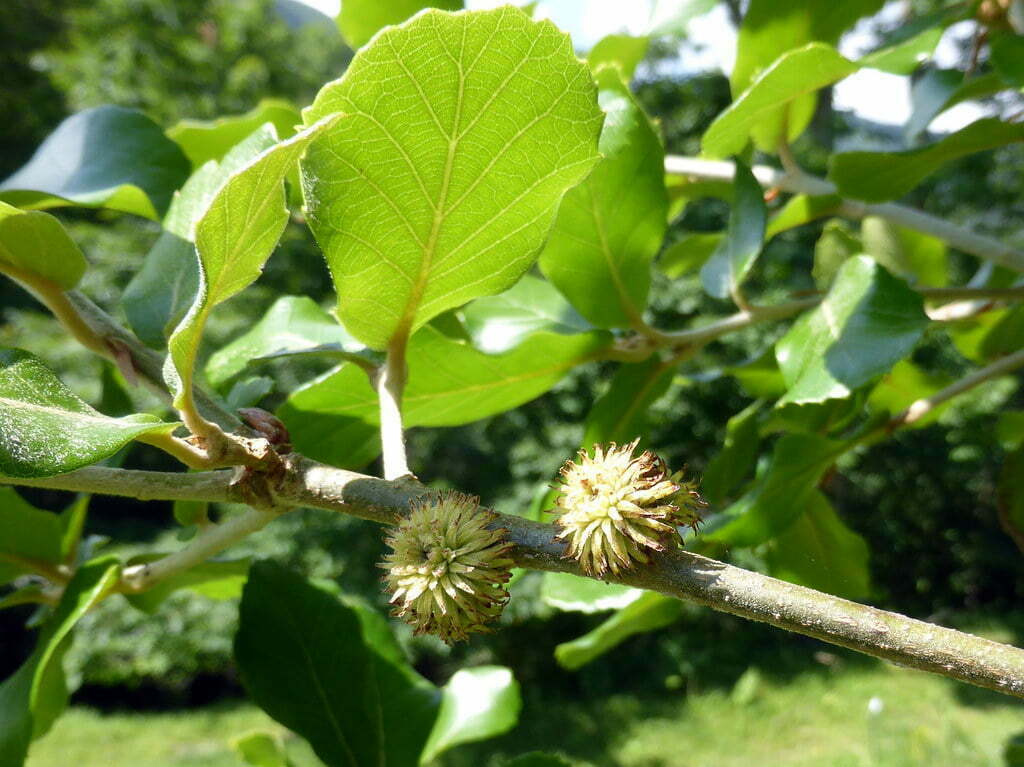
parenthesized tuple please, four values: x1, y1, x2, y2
(28, 662, 1024, 767)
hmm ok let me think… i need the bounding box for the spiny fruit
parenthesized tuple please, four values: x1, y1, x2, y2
(382, 491, 513, 643)
(551, 439, 706, 576)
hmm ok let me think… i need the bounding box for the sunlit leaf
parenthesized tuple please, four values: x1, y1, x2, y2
(587, 34, 649, 79)
(168, 99, 302, 169)
(0, 203, 87, 290)
(337, 0, 462, 49)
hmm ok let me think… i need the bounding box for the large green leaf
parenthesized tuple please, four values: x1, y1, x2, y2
(775, 256, 929, 405)
(699, 159, 766, 299)
(704, 43, 859, 158)
(706, 433, 848, 547)
(0, 204, 87, 290)
(554, 592, 682, 670)
(582, 357, 675, 447)
(167, 99, 302, 169)
(829, 118, 1024, 202)
(337, 0, 462, 49)
(279, 325, 609, 469)
(539, 66, 666, 328)
(206, 296, 364, 388)
(587, 34, 649, 80)
(123, 125, 281, 348)
(540, 572, 642, 613)
(701, 401, 762, 505)
(302, 7, 603, 349)
(765, 490, 871, 600)
(0, 488, 63, 586)
(0, 106, 190, 220)
(235, 562, 442, 767)
(420, 667, 521, 764)
(460, 274, 591, 354)
(165, 114, 342, 409)
(0, 557, 120, 765)
(0, 348, 177, 478)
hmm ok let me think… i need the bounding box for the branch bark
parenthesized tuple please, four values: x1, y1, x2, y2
(6, 458, 1024, 699)
(664, 156, 1024, 274)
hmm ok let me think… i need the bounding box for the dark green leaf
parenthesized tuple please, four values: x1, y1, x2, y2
(554, 592, 682, 670)
(0, 106, 189, 220)
(659, 232, 722, 278)
(830, 118, 1024, 202)
(337, 0, 462, 49)
(775, 257, 929, 404)
(861, 215, 947, 287)
(723, 348, 787, 399)
(583, 357, 675, 447)
(766, 490, 871, 600)
(998, 411, 1024, 451)
(540, 572, 642, 613)
(124, 556, 250, 614)
(0, 203, 87, 290)
(906, 68, 963, 139)
(700, 159, 766, 300)
(503, 754, 573, 767)
(460, 275, 591, 354)
(812, 219, 861, 289)
(0, 488, 63, 586)
(0, 348, 178, 478)
(1000, 446, 1024, 540)
(702, 401, 762, 505)
(587, 34, 649, 79)
(168, 99, 302, 169)
(420, 666, 521, 763)
(226, 377, 275, 410)
(867, 360, 950, 428)
(991, 33, 1024, 88)
(304, 7, 603, 349)
(979, 305, 1024, 361)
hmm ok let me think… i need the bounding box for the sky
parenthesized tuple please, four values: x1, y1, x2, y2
(294, 0, 987, 135)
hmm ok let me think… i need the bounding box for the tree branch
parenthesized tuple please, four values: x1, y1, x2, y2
(5, 457, 1024, 699)
(664, 156, 1024, 274)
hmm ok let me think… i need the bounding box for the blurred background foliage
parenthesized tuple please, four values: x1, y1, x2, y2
(2, 0, 1024, 763)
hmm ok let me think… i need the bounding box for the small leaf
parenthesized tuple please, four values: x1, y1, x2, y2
(724, 348, 787, 399)
(812, 219, 861, 289)
(706, 433, 848, 547)
(124, 556, 250, 614)
(775, 256, 929, 405)
(587, 34, 650, 79)
(0, 348, 178, 478)
(0, 488, 63, 587)
(764, 194, 842, 239)
(867, 359, 950, 428)
(705, 43, 859, 158)
(659, 232, 722, 278)
(420, 666, 521, 763)
(168, 99, 303, 169)
(582, 356, 675, 447)
(997, 411, 1024, 451)
(304, 7, 603, 349)
(337, 0, 462, 49)
(861, 216, 947, 287)
(829, 118, 1024, 202)
(860, 25, 945, 74)
(700, 159, 766, 300)
(0, 106, 190, 220)
(0, 203, 87, 290)
(702, 400, 762, 505)
(905, 68, 963, 139)
(765, 490, 871, 600)
(461, 274, 591, 354)
(554, 592, 682, 670)
(231, 731, 293, 767)
(58, 496, 88, 565)
(540, 66, 667, 328)
(165, 114, 343, 408)
(206, 295, 364, 388)
(999, 446, 1024, 542)
(540, 572, 642, 613)
(279, 326, 609, 469)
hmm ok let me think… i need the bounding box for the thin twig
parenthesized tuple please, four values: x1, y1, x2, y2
(378, 338, 412, 480)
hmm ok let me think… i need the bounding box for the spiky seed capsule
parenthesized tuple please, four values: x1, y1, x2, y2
(382, 491, 513, 644)
(551, 439, 707, 577)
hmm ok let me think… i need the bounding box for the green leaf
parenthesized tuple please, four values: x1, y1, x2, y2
(123, 125, 280, 348)
(859, 25, 945, 74)
(867, 359, 950, 428)
(812, 219, 861, 289)
(337, 0, 462, 49)
(765, 490, 871, 600)
(1000, 446, 1024, 540)
(830, 118, 1024, 202)
(554, 592, 682, 670)
(659, 232, 722, 278)
(0, 488, 63, 586)
(724, 348, 787, 399)
(706, 433, 847, 547)
(168, 99, 302, 169)
(279, 326, 609, 469)
(587, 34, 650, 79)
(539, 66, 666, 328)
(304, 7, 603, 349)
(0, 556, 119, 765)
(165, 114, 343, 408)
(729, 0, 883, 151)
(59, 495, 88, 565)
(540, 572, 643, 613)
(700, 159, 766, 300)
(765, 194, 843, 240)
(124, 556, 250, 614)
(978, 305, 1024, 361)
(775, 256, 929, 405)
(236, 562, 442, 767)
(861, 216, 947, 287)
(231, 731, 294, 767)
(905, 68, 963, 139)
(206, 296, 364, 388)
(0, 106, 190, 220)
(504, 754, 573, 767)
(702, 400, 762, 505)
(991, 33, 1024, 88)
(705, 43, 859, 158)
(998, 411, 1024, 451)
(460, 274, 591, 354)
(582, 357, 675, 447)
(420, 666, 521, 763)
(0, 348, 178, 478)
(0, 203, 87, 290)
